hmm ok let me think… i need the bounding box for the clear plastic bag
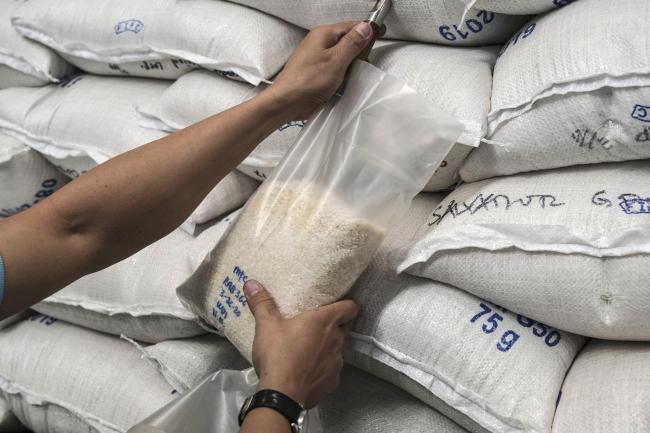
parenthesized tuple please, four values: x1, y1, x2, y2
(127, 368, 322, 433)
(178, 60, 462, 360)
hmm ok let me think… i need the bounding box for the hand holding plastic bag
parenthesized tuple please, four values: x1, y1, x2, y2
(178, 60, 462, 360)
(127, 368, 322, 433)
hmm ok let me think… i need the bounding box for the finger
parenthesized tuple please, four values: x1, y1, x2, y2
(243, 280, 280, 324)
(339, 321, 353, 338)
(309, 21, 359, 48)
(332, 21, 373, 65)
(335, 355, 345, 373)
(335, 323, 353, 353)
(323, 356, 344, 393)
(324, 21, 361, 46)
(318, 299, 359, 325)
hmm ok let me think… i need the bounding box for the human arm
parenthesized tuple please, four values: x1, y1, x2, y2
(239, 280, 358, 433)
(0, 21, 373, 319)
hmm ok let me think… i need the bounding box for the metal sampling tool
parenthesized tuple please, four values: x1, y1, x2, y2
(335, 0, 392, 96)
(358, 0, 392, 60)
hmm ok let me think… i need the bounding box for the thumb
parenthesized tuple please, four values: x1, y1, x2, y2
(244, 280, 280, 324)
(334, 21, 373, 65)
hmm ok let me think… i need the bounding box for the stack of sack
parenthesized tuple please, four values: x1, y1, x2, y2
(394, 0, 649, 432)
(135, 0, 529, 190)
(0, 0, 71, 221)
(2, 0, 649, 432)
(0, 0, 74, 88)
(0, 312, 472, 433)
(346, 193, 585, 433)
(0, 0, 309, 233)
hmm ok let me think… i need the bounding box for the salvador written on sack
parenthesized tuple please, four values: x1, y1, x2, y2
(401, 160, 650, 341)
(345, 194, 585, 433)
(33, 210, 241, 343)
(11, 0, 305, 85)
(0, 75, 257, 232)
(461, 0, 650, 182)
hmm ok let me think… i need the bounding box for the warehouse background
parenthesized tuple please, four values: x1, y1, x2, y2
(0, 0, 649, 432)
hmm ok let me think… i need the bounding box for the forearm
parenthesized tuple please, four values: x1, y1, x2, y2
(0, 90, 290, 318)
(55, 89, 289, 258)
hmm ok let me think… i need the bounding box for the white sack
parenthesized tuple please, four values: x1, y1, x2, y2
(60, 56, 200, 82)
(0, 396, 24, 433)
(0, 75, 167, 175)
(0, 312, 28, 331)
(0, 0, 74, 89)
(461, 0, 650, 182)
(140, 42, 497, 191)
(186, 173, 257, 232)
(11, 0, 305, 85)
(227, 0, 527, 46)
(33, 210, 240, 343)
(0, 314, 247, 433)
(135, 324, 468, 433)
(401, 161, 650, 340)
(136, 70, 303, 183)
(0, 75, 255, 231)
(320, 367, 469, 433)
(130, 335, 249, 393)
(462, 0, 575, 15)
(369, 42, 497, 191)
(0, 313, 468, 433)
(0, 314, 175, 433)
(552, 340, 650, 433)
(0, 133, 68, 218)
(0, 65, 46, 90)
(346, 193, 585, 433)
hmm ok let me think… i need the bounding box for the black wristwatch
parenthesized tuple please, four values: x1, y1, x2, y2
(238, 389, 306, 432)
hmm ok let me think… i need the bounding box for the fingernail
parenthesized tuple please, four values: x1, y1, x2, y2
(244, 280, 262, 298)
(353, 22, 372, 39)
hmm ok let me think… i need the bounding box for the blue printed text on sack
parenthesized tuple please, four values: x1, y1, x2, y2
(438, 10, 494, 42)
(212, 267, 249, 326)
(114, 19, 144, 35)
(632, 104, 650, 123)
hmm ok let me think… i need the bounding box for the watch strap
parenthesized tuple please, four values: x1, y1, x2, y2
(238, 389, 304, 426)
